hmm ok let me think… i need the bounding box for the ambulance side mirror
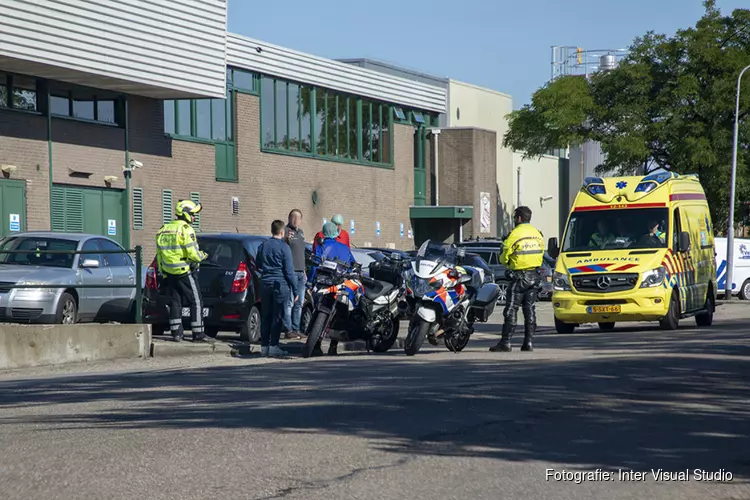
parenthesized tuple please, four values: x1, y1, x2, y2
(678, 232, 691, 253)
(548, 237, 560, 259)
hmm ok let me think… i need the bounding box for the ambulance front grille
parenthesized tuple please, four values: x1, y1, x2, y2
(572, 273, 639, 293)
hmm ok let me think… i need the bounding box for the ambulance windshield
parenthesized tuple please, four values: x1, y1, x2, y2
(562, 208, 669, 252)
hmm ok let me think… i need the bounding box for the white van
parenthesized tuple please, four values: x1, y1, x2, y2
(715, 237, 750, 298)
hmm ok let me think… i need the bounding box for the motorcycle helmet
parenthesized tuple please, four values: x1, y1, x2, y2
(175, 199, 202, 224)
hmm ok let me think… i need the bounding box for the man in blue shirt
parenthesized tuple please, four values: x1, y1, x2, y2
(312, 222, 356, 356)
(256, 220, 297, 357)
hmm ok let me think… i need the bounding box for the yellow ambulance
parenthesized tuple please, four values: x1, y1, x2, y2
(548, 172, 717, 333)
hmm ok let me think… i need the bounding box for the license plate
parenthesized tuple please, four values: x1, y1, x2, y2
(182, 307, 209, 317)
(587, 305, 621, 314)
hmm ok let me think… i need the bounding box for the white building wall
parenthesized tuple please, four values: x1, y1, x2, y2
(514, 152, 561, 241)
(228, 34, 446, 113)
(568, 140, 606, 210)
(0, 0, 227, 99)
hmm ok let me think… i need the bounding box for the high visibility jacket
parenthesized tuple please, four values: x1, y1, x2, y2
(155, 220, 205, 276)
(500, 223, 545, 271)
(589, 232, 616, 249)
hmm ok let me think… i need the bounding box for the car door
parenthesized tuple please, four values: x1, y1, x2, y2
(99, 238, 135, 317)
(77, 238, 113, 321)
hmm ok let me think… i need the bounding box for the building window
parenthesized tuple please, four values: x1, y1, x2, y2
(50, 88, 119, 125)
(0, 72, 38, 112)
(260, 75, 395, 167)
(228, 68, 259, 94)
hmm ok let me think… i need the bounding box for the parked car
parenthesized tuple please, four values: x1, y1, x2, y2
(457, 238, 504, 249)
(0, 232, 137, 324)
(357, 247, 412, 260)
(143, 233, 267, 340)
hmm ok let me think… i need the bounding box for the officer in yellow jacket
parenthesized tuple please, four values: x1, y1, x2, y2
(490, 206, 545, 353)
(156, 200, 210, 342)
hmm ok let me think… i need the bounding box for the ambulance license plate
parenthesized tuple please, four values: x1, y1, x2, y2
(587, 305, 621, 314)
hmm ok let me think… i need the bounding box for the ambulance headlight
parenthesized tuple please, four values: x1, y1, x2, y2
(640, 267, 666, 288)
(553, 271, 571, 291)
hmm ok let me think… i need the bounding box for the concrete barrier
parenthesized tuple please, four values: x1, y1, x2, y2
(0, 324, 151, 370)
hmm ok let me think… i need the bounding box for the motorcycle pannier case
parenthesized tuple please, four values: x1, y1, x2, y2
(471, 283, 500, 322)
(369, 260, 404, 287)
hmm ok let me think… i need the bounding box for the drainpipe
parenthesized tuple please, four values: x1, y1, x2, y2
(47, 84, 53, 228)
(517, 166, 522, 206)
(123, 96, 131, 250)
(431, 128, 441, 206)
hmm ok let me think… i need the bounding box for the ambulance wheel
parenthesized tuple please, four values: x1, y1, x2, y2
(554, 317, 575, 334)
(739, 280, 750, 300)
(659, 290, 680, 330)
(598, 322, 615, 331)
(695, 289, 715, 327)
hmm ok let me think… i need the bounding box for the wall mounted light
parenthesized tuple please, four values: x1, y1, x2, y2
(1, 164, 17, 178)
(104, 175, 119, 187)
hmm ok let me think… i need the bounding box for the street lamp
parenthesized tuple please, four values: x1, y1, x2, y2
(725, 64, 750, 300)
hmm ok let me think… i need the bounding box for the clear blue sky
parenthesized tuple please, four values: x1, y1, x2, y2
(228, 0, 745, 109)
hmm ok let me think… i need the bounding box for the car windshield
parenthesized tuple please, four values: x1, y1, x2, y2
(0, 237, 78, 268)
(562, 208, 669, 252)
(198, 238, 243, 268)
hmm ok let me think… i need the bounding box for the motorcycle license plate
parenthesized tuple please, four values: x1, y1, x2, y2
(587, 305, 620, 314)
(182, 307, 209, 317)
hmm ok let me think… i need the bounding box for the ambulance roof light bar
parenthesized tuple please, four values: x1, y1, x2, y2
(583, 176, 606, 195)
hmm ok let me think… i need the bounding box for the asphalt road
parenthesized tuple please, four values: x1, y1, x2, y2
(1, 302, 749, 500)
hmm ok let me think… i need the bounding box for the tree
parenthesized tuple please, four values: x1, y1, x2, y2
(503, 1, 750, 233)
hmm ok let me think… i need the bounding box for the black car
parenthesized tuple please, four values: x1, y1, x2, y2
(143, 233, 268, 341)
(358, 247, 412, 260)
(457, 238, 504, 249)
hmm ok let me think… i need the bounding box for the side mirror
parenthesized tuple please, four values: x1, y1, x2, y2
(678, 232, 691, 253)
(80, 259, 100, 268)
(448, 269, 460, 280)
(457, 274, 472, 285)
(548, 237, 560, 259)
(391, 253, 402, 261)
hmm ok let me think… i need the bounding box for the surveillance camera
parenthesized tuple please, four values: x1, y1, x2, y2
(129, 159, 143, 169)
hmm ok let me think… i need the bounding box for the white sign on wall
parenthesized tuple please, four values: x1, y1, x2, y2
(108, 219, 117, 236)
(350, 219, 355, 235)
(376, 221, 381, 236)
(400, 223, 404, 238)
(480, 192, 491, 234)
(9, 214, 20, 232)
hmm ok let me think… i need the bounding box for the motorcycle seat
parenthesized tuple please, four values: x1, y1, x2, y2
(362, 279, 395, 301)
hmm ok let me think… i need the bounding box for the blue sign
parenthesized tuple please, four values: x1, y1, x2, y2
(400, 223, 404, 238)
(376, 221, 380, 236)
(350, 219, 355, 235)
(108, 219, 117, 236)
(9, 214, 19, 232)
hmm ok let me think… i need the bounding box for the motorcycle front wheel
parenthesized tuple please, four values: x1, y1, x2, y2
(370, 316, 400, 353)
(303, 312, 328, 358)
(404, 319, 430, 356)
(444, 328, 471, 352)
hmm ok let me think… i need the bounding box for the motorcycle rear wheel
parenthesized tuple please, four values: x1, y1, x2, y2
(370, 317, 400, 353)
(303, 312, 328, 359)
(404, 320, 430, 356)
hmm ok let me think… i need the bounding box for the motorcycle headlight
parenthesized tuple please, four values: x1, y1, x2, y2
(410, 276, 437, 296)
(640, 267, 666, 288)
(553, 271, 571, 291)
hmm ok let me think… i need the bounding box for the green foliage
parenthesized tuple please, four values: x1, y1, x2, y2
(504, 1, 750, 233)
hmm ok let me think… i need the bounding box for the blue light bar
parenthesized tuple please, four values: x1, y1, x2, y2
(635, 181, 658, 193)
(642, 172, 677, 184)
(587, 184, 606, 195)
(583, 176, 605, 187)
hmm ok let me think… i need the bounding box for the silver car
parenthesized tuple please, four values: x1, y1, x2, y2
(0, 232, 137, 324)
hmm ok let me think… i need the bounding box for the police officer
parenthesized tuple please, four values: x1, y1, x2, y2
(156, 200, 210, 343)
(490, 206, 545, 353)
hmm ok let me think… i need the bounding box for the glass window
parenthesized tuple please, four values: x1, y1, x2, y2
(79, 239, 103, 267)
(672, 209, 681, 250)
(177, 100, 191, 135)
(0, 237, 77, 268)
(371, 103, 382, 163)
(211, 98, 227, 141)
(275, 80, 287, 149)
(348, 98, 357, 159)
(412, 111, 425, 124)
(225, 94, 233, 141)
(362, 101, 371, 161)
(50, 95, 70, 116)
(97, 100, 115, 123)
(261, 77, 275, 148)
(232, 69, 256, 92)
(562, 208, 669, 252)
(381, 107, 391, 164)
(337, 95, 347, 157)
(99, 239, 130, 267)
(195, 99, 211, 139)
(300, 86, 312, 153)
(13, 75, 37, 111)
(394, 107, 406, 121)
(314, 89, 327, 155)
(164, 100, 175, 134)
(288, 83, 300, 151)
(0, 84, 6, 108)
(73, 100, 94, 120)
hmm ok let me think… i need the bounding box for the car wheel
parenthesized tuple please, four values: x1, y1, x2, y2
(496, 281, 509, 305)
(56, 293, 78, 325)
(695, 288, 715, 327)
(240, 305, 261, 342)
(739, 280, 750, 300)
(659, 290, 680, 330)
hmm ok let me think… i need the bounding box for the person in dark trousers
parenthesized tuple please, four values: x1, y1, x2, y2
(490, 206, 545, 353)
(155, 199, 212, 343)
(256, 220, 297, 357)
(284, 209, 307, 339)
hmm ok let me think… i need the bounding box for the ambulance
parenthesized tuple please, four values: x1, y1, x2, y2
(548, 172, 717, 333)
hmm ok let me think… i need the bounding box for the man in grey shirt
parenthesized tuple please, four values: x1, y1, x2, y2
(284, 209, 307, 338)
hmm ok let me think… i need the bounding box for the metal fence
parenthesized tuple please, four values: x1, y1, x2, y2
(0, 246, 144, 324)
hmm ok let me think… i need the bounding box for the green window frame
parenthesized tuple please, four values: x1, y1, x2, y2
(0, 72, 40, 113)
(228, 67, 260, 95)
(49, 90, 121, 125)
(259, 75, 395, 168)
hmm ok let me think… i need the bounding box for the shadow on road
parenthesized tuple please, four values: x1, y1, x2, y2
(1, 319, 749, 477)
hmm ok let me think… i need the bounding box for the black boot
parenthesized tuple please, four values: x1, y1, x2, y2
(171, 333, 184, 343)
(490, 323, 514, 352)
(521, 324, 535, 352)
(327, 340, 338, 356)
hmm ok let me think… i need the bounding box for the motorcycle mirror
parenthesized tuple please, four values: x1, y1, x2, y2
(448, 269, 460, 280)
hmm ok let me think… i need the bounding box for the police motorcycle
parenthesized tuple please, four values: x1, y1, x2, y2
(302, 255, 402, 358)
(405, 240, 500, 356)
